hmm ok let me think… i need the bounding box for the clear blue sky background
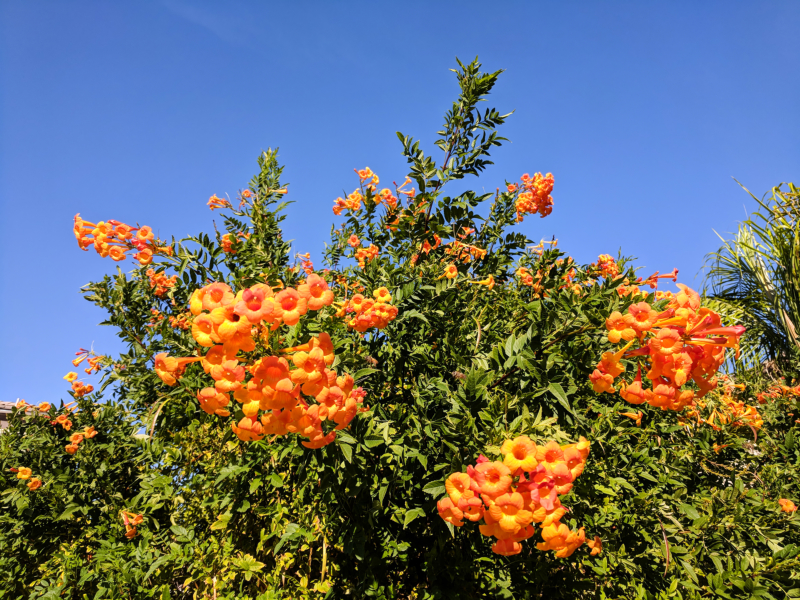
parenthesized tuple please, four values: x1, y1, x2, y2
(1, 1, 798, 404)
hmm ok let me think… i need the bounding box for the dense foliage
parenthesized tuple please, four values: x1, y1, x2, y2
(2, 59, 798, 600)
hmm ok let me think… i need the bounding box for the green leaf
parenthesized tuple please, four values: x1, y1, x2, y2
(338, 441, 353, 463)
(422, 481, 446, 497)
(353, 368, 378, 381)
(679, 503, 701, 520)
(363, 435, 385, 448)
(548, 382, 575, 415)
(268, 473, 284, 488)
(403, 508, 425, 529)
(210, 513, 232, 531)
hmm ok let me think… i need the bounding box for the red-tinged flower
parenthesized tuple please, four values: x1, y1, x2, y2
(70, 433, 85, 444)
(347, 235, 360, 248)
(779, 498, 798, 513)
(26, 478, 42, 491)
(443, 264, 458, 279)
(437, 497, 464, 527)
(65, 444, 79, 455)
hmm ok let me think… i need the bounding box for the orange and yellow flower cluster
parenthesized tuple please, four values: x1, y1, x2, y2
(757, 383, 800, 404)
(336, 287, 398, 332)
(73, 214, 171, 266)
(155, 273, 373, 448)
(511, 173, 554, 222)
(354, 244, 380, 269)
(592, 254, 619, 279)
(437, 436, 595, 558)
(120, 510, 144, 539)
(12, 466, 42, 490)
(146, 269, 178, 297)
(591, 285, 745, 412)
(64, 425, 98, 455)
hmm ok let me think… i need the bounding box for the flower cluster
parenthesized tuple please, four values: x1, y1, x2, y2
(73, 214, 171, 266)
(146, 269, 178, 296)
(511, 172, 554, 222)
(592, 254, 619, 279)
(444, 241, 487, 263)
(757, 383, 800, 404)
(591, 285, 745, 411)
(12, 467, 42, 491)
(64, 425, 98, 455)
(168, 313, 192, 330)
(437, 436, 595, 558)
(354, 244, 379, 269)
(64, 371, 94, 398)
(779, 498, 798, 513)
(120, 510, 143, 539)
(336, 287, 398, 332)
(155, 273, 374, 448)
(72, 349, 104, 374)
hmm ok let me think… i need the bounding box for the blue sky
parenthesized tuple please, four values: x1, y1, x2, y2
(1, 1, 798, 404)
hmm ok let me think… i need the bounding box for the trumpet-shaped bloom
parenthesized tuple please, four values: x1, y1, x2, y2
(210, 360, 245, 393)
(501, 436, 538, 472)
(488, 492, 533, 534)
(650, 328, 683, 356)
(444, 264, 458, 279)
(779, 498, 798, 513)
(27, 478, 42, 491)
(231, 416, 264, 442)
(192, 313, 222, 347)
(458, 495, 484, 522)
(16, 467, 32, 480)
(437, 497, 464, 527)
(275, 288, 308, 326)
(590, 369, 615, 394)
(201, 283, 234, 311)
(536, 441, 565, 474)
(197, 388, 231, 417)
(234, 284, 274, 323)
(491, 538, 522, 556)
(297, 274, 334, 311)
(473, 461, 512, 498)
(621, 411, 643, 427)
(445, 472, 474, 504)
(606, 311, 636, 343)
(628, 302, 659, 333)
(588, 536, 602, 556)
